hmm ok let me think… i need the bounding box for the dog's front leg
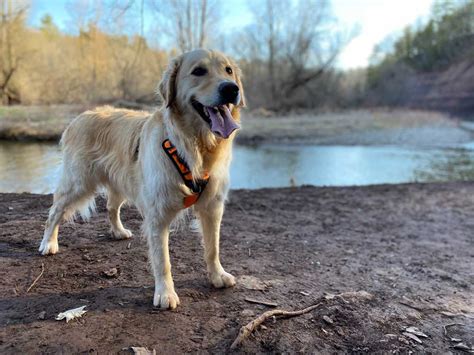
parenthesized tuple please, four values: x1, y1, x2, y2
(197, 201, 236, 288)
(145, 216, 180, 309)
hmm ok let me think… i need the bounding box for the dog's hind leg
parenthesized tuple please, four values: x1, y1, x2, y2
(107, 189, 132, 240)
(196, 201, 236, 289)
(39, 183, 94, 255)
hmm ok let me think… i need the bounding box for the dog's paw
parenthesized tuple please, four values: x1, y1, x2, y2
(111, 228, 133, 240)
(153, 286, 180, 310)
(39, 240, 59, 255)
(209, 270, 236, 289)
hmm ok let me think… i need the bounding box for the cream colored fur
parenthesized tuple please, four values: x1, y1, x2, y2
(39, 49, 245, 309)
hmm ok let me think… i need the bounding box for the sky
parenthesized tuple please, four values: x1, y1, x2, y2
(29, 0, 435, 70)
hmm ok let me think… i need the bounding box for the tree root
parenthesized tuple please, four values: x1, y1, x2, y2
(230, 302, 324, 349)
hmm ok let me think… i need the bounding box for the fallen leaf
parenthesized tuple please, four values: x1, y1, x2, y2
(405, 326, 428, 338)
(403, 332, 423, 344)
(323, 315, 334, 324)
(238, 275, 267, 291)
(127, 347, 156, 355)
(56, 306, 87, 323)
(452, 343, 473, 352)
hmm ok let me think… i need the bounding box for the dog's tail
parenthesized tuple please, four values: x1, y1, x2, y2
(62, 194, 97, 223)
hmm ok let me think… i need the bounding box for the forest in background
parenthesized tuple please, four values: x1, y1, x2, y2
(367, 0, 474, 115)
(0, 0, 356, 110)
(1, 0, 473, 114)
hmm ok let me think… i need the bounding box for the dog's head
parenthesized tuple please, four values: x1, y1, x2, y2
(159, 49, 245, 139)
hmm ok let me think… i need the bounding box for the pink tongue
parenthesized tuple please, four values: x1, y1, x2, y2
(206, 106, 240, 138)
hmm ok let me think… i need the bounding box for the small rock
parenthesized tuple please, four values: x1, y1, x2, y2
(82, 255, 92, 261)
(323, 315, 334, 324)
(241, 309, 255, 317)
(8, 206, 13, 211)
(37, 311, 46, 320)
(103, 267, 118, 278)
(260, 325, 268, 330)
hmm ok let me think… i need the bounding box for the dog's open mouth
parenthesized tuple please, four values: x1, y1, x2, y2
(191, 100, 240, 139)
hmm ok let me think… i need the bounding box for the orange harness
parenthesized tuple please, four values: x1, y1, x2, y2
(162, 139, 209, 209)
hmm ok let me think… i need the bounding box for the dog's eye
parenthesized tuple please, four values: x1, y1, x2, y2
(191, 67, 207, 76)
(225, 66, 233, 75)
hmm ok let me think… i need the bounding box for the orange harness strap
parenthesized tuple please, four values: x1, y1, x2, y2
(162, 139, 209, 209)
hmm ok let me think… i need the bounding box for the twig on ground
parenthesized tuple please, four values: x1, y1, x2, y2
(244, 297, 278, 307)
(26, 263, 44, 293)
(440, 311, 474, 319)
(230, 302, 323, 349)
(235, 203, 246, 213)
(399, 296, 437, 312)
(231, 290, 374, 349)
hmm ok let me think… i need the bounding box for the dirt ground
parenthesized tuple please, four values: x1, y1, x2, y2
(0, 183, 473, 353)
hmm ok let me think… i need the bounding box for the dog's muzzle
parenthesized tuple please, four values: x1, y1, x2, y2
(218, 82, 240, 105)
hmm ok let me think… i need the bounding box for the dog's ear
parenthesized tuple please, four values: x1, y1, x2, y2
(158, 56, 182, 108)
(231, 59, 246, 108)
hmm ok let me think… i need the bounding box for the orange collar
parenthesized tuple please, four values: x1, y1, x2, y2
(162, 139, 209, 208)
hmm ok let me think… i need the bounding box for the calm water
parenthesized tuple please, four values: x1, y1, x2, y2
(1, 141, 474, 194)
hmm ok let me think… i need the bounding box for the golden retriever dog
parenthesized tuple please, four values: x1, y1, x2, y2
(39, 49, 245, 309)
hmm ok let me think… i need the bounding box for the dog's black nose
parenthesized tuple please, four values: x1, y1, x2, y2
(219, 82, 239, 104)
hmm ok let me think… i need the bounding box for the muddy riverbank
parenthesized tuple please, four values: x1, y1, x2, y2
(1, 183, 473, 353)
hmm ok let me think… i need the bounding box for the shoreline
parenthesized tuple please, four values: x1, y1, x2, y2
(1, 107, 473, 147)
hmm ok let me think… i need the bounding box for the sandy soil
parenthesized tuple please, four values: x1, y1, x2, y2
(1, 183, 473, 353)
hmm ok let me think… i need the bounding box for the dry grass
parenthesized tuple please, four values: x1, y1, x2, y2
(0, 105, 87, 141)
(0, 105, 466, 144)
(238, 108, 466, 145)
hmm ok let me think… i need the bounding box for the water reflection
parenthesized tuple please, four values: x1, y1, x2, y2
(230, 145, 470, 188)
(0, 142, 62, 194)
(0, 141, 473, 193)
(414, 149, 474, 182)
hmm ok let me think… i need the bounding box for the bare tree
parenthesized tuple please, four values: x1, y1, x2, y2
(149, 0, 219, 52)
(235, 0, 356, 109)
(0, 0, 29, 104)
